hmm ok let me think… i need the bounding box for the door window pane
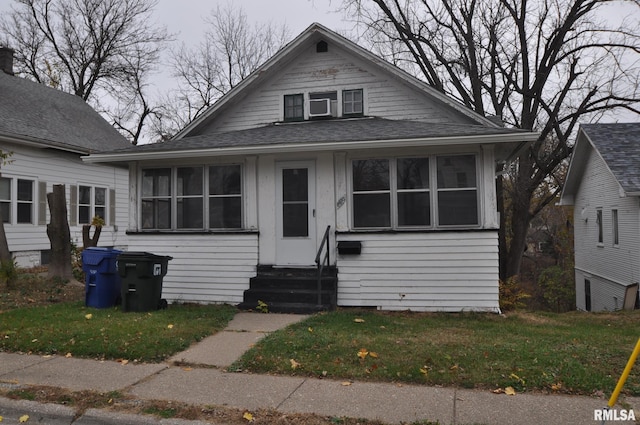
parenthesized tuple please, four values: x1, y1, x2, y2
(282, 168, 308, 237)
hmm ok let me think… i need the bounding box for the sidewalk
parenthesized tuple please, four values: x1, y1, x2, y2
(0, 312, 638, 425)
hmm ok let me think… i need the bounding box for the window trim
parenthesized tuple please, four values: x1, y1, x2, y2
(349, 153, 480, 231)
(140, 164, 244, 231)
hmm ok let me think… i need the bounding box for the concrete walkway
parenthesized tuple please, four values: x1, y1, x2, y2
(0, 312, 638, 424)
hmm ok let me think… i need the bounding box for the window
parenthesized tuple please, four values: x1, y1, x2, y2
(437, 155, 478, 226)
(0, 177, 10, 223)
(141, 165, 242, 230)
(343, 89, 363, 116)
(0, 177, 35, 224)
(351, 155, 478, 229)
(78, 185, 107, 224)
(309, 91, 337, 118)
(596, 208, 603, 244)
(177, 167, 203, 229)
(353, 159, 391, 228)
(284, 94, 304, 121)
(397, 158, 430, 226)
(142, 168, 171, 229)
(209, 165, 242, 229)
(612, 209, 619, 246)
(585, 279, 592, 311)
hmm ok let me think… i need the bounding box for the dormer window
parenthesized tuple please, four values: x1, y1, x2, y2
(343, 89, 363, 116)
(284, 94, 304, 121)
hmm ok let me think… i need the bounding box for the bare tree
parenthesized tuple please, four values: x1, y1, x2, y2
(0, 0, 169, 144)
(151, 3, 291, 140)
(341, 0, 640, 279)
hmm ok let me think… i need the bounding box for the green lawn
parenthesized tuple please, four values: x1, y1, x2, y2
(232, 310, 640, 396)
(0, 302, 236, 362)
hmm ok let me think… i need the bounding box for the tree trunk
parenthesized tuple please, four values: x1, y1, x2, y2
(46, 184, 72, 280)
(82, 224, 102, 248)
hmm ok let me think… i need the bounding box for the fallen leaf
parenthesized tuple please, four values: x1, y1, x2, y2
(369, 352, 379, 358)
(85, 314, 93, 320)
(65, 353, 72, 358)
(492, 388, 504, 394)
(357, 348, 368, 359)
(243, 412, 254, 422)
(0, 415, 3, 422)
(308, 327, 313, 333)
(505, 386, 516, 396)
(182, 367, 193, 371)
(290, 359, 300, 369)
(341, 381, 352, 386)
(354, 318, 365, 323)
(551, 382, 562, 391)
(118, 359, 129, 365)
(31, 339, 38, 343)
(167, 324, 174, 329)
(19, 415, 29, 423)
(420, 367, 428, 376)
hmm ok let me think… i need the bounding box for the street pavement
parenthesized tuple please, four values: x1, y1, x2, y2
(0, 312, 638, 425)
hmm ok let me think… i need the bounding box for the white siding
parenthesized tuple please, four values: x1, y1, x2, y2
(0, 143, 129, 266)
(126, 233, 258, 305)
(200, 42, 474, 134)
(572, 146, 640, 311)
(336, 231, 500, 312)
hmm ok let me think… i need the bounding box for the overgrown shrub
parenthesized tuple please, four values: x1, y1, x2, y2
(499, 276, 531, 311)
(0, 257, 19, 289)
(538, 265, 576, 312)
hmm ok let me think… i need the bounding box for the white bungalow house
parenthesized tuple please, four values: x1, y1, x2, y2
(560, 123, 640, 312)
(0, 47, 131, 267)
(85, 23, 537, 312)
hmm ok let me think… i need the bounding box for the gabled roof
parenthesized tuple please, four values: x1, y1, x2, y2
(0, 71, 131, 154)
(561, 123, 640, 204)
(174, 22, 499, 139)
(85, 117, 538, 164)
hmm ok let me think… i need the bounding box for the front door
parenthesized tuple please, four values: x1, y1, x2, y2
(275, 161, 316, 266)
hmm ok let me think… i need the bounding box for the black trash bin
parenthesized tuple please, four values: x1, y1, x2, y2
(116, 252, 172, 312)
(82, 247, 122, 309)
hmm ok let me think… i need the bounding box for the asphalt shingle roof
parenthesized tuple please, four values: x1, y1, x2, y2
(581, 123, 640, 193)
(106, 117, 531, 154)
(0, 71, 131, 153)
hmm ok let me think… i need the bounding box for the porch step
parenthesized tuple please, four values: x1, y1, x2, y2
(239, 266, 338, 314)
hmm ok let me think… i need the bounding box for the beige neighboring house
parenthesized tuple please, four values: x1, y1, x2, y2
(85, 24, 538, 313)
(0, 47, 131, 267)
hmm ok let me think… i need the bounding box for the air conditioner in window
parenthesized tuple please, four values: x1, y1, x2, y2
(309, 98, 332, 117)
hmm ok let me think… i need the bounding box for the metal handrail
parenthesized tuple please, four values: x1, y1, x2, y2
(315, 225, 331, 308)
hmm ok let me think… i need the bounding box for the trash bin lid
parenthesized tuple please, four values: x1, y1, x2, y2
(82, 247, 123, 265)
(117, 251, 173, 261)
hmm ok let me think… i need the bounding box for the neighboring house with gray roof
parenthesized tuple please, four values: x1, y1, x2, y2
(0, 47, 131, 267)
(86, 23, 538, 312)
(560, 123, 640, 312)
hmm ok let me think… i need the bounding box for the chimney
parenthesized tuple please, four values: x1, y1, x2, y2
(0, 47, 15, 75)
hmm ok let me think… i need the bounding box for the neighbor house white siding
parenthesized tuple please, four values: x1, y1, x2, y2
(200, 41, 475, 134)
(572, 145, 640, 311)
(126, 233, 258, 305)
(0, 142, 129, 266)
(336, 231, 500, 312)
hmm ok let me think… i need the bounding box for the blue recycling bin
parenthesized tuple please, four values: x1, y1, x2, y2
(82, 247, 122, 308)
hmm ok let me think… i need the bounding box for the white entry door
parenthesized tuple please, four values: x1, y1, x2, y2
(275, 161, 317, 266)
